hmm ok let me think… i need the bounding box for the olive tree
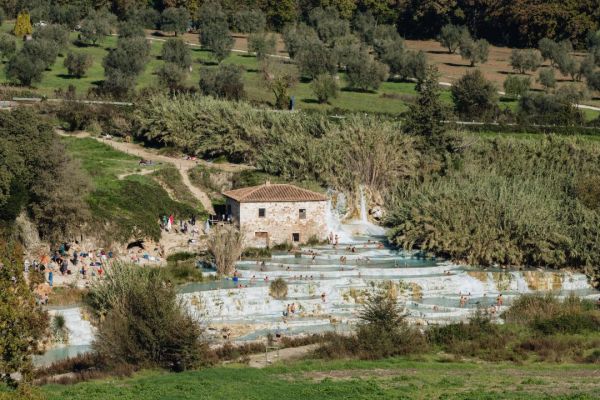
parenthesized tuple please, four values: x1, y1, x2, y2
(438, 24, 468, 54)
(0, 33, 16, 61)
(460, 37, 489, 67)
(79, 10, 114, 45)
(231, 9, 266, 33)
(161, 7, 189, 36)
(161, 38, 191, 69)
(310, 73, 338, 103)
(296, 39, 337, 80)
(261, 60, 298, 109)
(510, 49, 542, 74)
(538, 68, 556, 91)
(503, 75, 531, 99)
(451, 69, 498, 118)
(64, 52, 93, 78)
(6, 52, 45, 86)
(199, 64, 246, 100)
(282, 23, 319, 59)
(197, 2, 233, 62)
(346, 49, 389, 91)
(248, 32, 276, 60)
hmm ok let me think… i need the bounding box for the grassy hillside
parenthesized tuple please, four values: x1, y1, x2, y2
(38, 357, 600, 400)
(62, 136, 204, 244)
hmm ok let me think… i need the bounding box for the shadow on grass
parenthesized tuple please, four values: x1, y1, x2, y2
(56, 74, 80, 79)
(341, 87, 377, 94)
(91, 80, 104, 87)
(444, 62, 472, 68)
(73, 41, 99, 49)
(428, 50, 453, 55)
(301, 98, 322, 104)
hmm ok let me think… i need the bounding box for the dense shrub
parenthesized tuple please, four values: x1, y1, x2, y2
(87, 263, 206, 371)
(310, 73, 338, 103)
(230, 9, 266, 33)
(199, 64, 245, 101)
(160, 7, 188, 36)
(269, 278, 288, 299)
(518, 92, 583, 126)
(64, 52, 93, 78)
(451, 69, 498, 119)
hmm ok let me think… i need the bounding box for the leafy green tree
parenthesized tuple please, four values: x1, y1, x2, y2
(103, 36, 150, 97)
(308, 7, 350, 45)
(509, 49, 542, 74)
(118, 21, 145, 38)
(13, 10, 32, 38)
(332, 34, 361, 70)
(265, 0, 298, 31)
(438, 24, 468, 54)
(261, 60, 298, 109)
(579, 54, 596, 81)
(459, 37, 489, 67)
(518, 92, 583, 125)
(503, 75, 531, 99)
(157, 62, 187, 91)
(538, 68, 556, 91)
(372, 24, 402, 59)
(451, 69, 498, 118)
(346, 49, 389, 91)
(22, 39, 59, 69)
(161, 37, 191, 69)
(197, 1, 233, 62)
(0, 33, 16, 62)
(0, 239, 48, 388)
(587, 30, 600, 50)
(231, 9, 266, 33)
(32, 24, 70, 53)
(80, 10, 114, 45)
(248, 32, 276, 61)
(5, 52, 45, 86)
(310, 73, 338, 103)
(199, 64, 245, 101)
(282, 23, 319, 59)
(382, 46, 427, 82)
(405, 65, 446, 142)
(587, 71, 600, 94)
(538, 38, 573, 68)
(554, 51, 578, 81)
(555, 84, 588, 105)
(129, 7, 160, 29)
(64, 52, 93, 78)
(161, 7, 189, 36)
(296, 39, 337, 80)
(352, 11, 376, 44)
(48, 4, 81, 30)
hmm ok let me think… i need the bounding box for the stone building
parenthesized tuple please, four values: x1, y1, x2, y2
(223, 183, 328, 248)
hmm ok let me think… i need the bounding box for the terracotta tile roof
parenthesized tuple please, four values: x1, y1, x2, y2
(223, 183, 327, 203)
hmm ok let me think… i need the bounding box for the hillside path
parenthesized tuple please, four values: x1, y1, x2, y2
(58, 130, 253, 215)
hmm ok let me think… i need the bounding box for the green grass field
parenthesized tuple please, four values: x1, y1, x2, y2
(38, 357, 600, 400)
(2, 22, 597, 120)
(62, 136, 203, 242)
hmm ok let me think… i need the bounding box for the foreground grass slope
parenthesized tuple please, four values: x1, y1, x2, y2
(40, 358, 600, 400)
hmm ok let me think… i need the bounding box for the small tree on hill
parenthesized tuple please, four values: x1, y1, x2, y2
(509, 49, 542, 74)
(346, 49, 389, 91)
(311, 73, 338, 103)
(231, 9, 266, 33)
(0, 33, 16, 61)
(197, 1, 233, 63)
(161, 7, 189, 36)
(32, 24, 69, 53)
(296, 39, 337, 80)
(64, 52, 93, 78)
(460, 37, 489, 67)
(161, 37, 191, 69)
(503, 75, 531, 99)
(22, 39, 59, 69)
(451, 69, 498, 119)
(282, 23, 319, 59)
(6, 52, 45, 86)
(262, 60, 298, 109)
(248, 32, 276, 61)
(587, 71, 600, 94)
(333, 34, 361, 70)
(13, 10, 33, 37)
(199, 64, 246, 101)
(157, 62, 187, 92)
(405, 65, 446, 143)
(118, 21, 145, 38)
(80, 10, 114, 45)
(438, 24, 467, 54)
(538, 68, 556, 91)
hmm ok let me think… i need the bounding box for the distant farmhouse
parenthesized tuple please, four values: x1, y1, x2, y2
(223, 183, 328, 248)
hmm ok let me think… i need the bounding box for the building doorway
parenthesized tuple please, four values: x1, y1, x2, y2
(292, 233, 300, 243)
(255, 232, 269, 247)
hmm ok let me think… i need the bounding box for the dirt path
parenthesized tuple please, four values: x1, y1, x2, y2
(247, 344, 319, 368)
(58, 130, 253, 215)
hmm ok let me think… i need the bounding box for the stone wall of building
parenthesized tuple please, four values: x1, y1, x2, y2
(231, 200, 328, 248)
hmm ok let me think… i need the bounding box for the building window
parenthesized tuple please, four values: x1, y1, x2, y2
(299, 209, 306, 219)
(258, 208, 266, 218)
(292, 233, 300, 242)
